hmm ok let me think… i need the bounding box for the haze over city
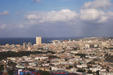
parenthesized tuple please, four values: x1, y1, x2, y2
(0, 0, 113, 38)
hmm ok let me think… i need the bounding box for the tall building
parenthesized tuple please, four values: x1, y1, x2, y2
(23, 42, 27, 49)
(36, 37, 42, 45)
(27, 42, 32, 50)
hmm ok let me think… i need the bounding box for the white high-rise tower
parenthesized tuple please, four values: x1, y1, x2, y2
(36, 36, 42, 45)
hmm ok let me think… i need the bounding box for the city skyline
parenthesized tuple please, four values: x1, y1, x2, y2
(0, 0, 113, 38)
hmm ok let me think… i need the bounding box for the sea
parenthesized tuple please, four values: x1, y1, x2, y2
(0, 37, 82, 45)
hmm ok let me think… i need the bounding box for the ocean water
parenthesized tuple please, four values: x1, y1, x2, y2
(0, 37, 80, 45)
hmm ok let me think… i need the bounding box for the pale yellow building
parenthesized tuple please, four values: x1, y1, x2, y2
(36, 37, 42, 45)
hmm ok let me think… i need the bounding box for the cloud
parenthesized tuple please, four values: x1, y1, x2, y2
(80, 9, 100, 21)
(25, 0, 113, 24)
(80, 0, 113, 23)
(25, 8, 113, 25)
(26, 14, 38, 20)
(25, 9, 78, 24)
(0, 11, 9, 16)
(84, 0, 112, 9)
(80, 8, 108, 23)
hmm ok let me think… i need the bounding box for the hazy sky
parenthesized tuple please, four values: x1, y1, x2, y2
(0, 0, 113, 38)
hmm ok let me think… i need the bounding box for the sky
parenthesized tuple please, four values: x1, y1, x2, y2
(0, 0, 113, 38)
